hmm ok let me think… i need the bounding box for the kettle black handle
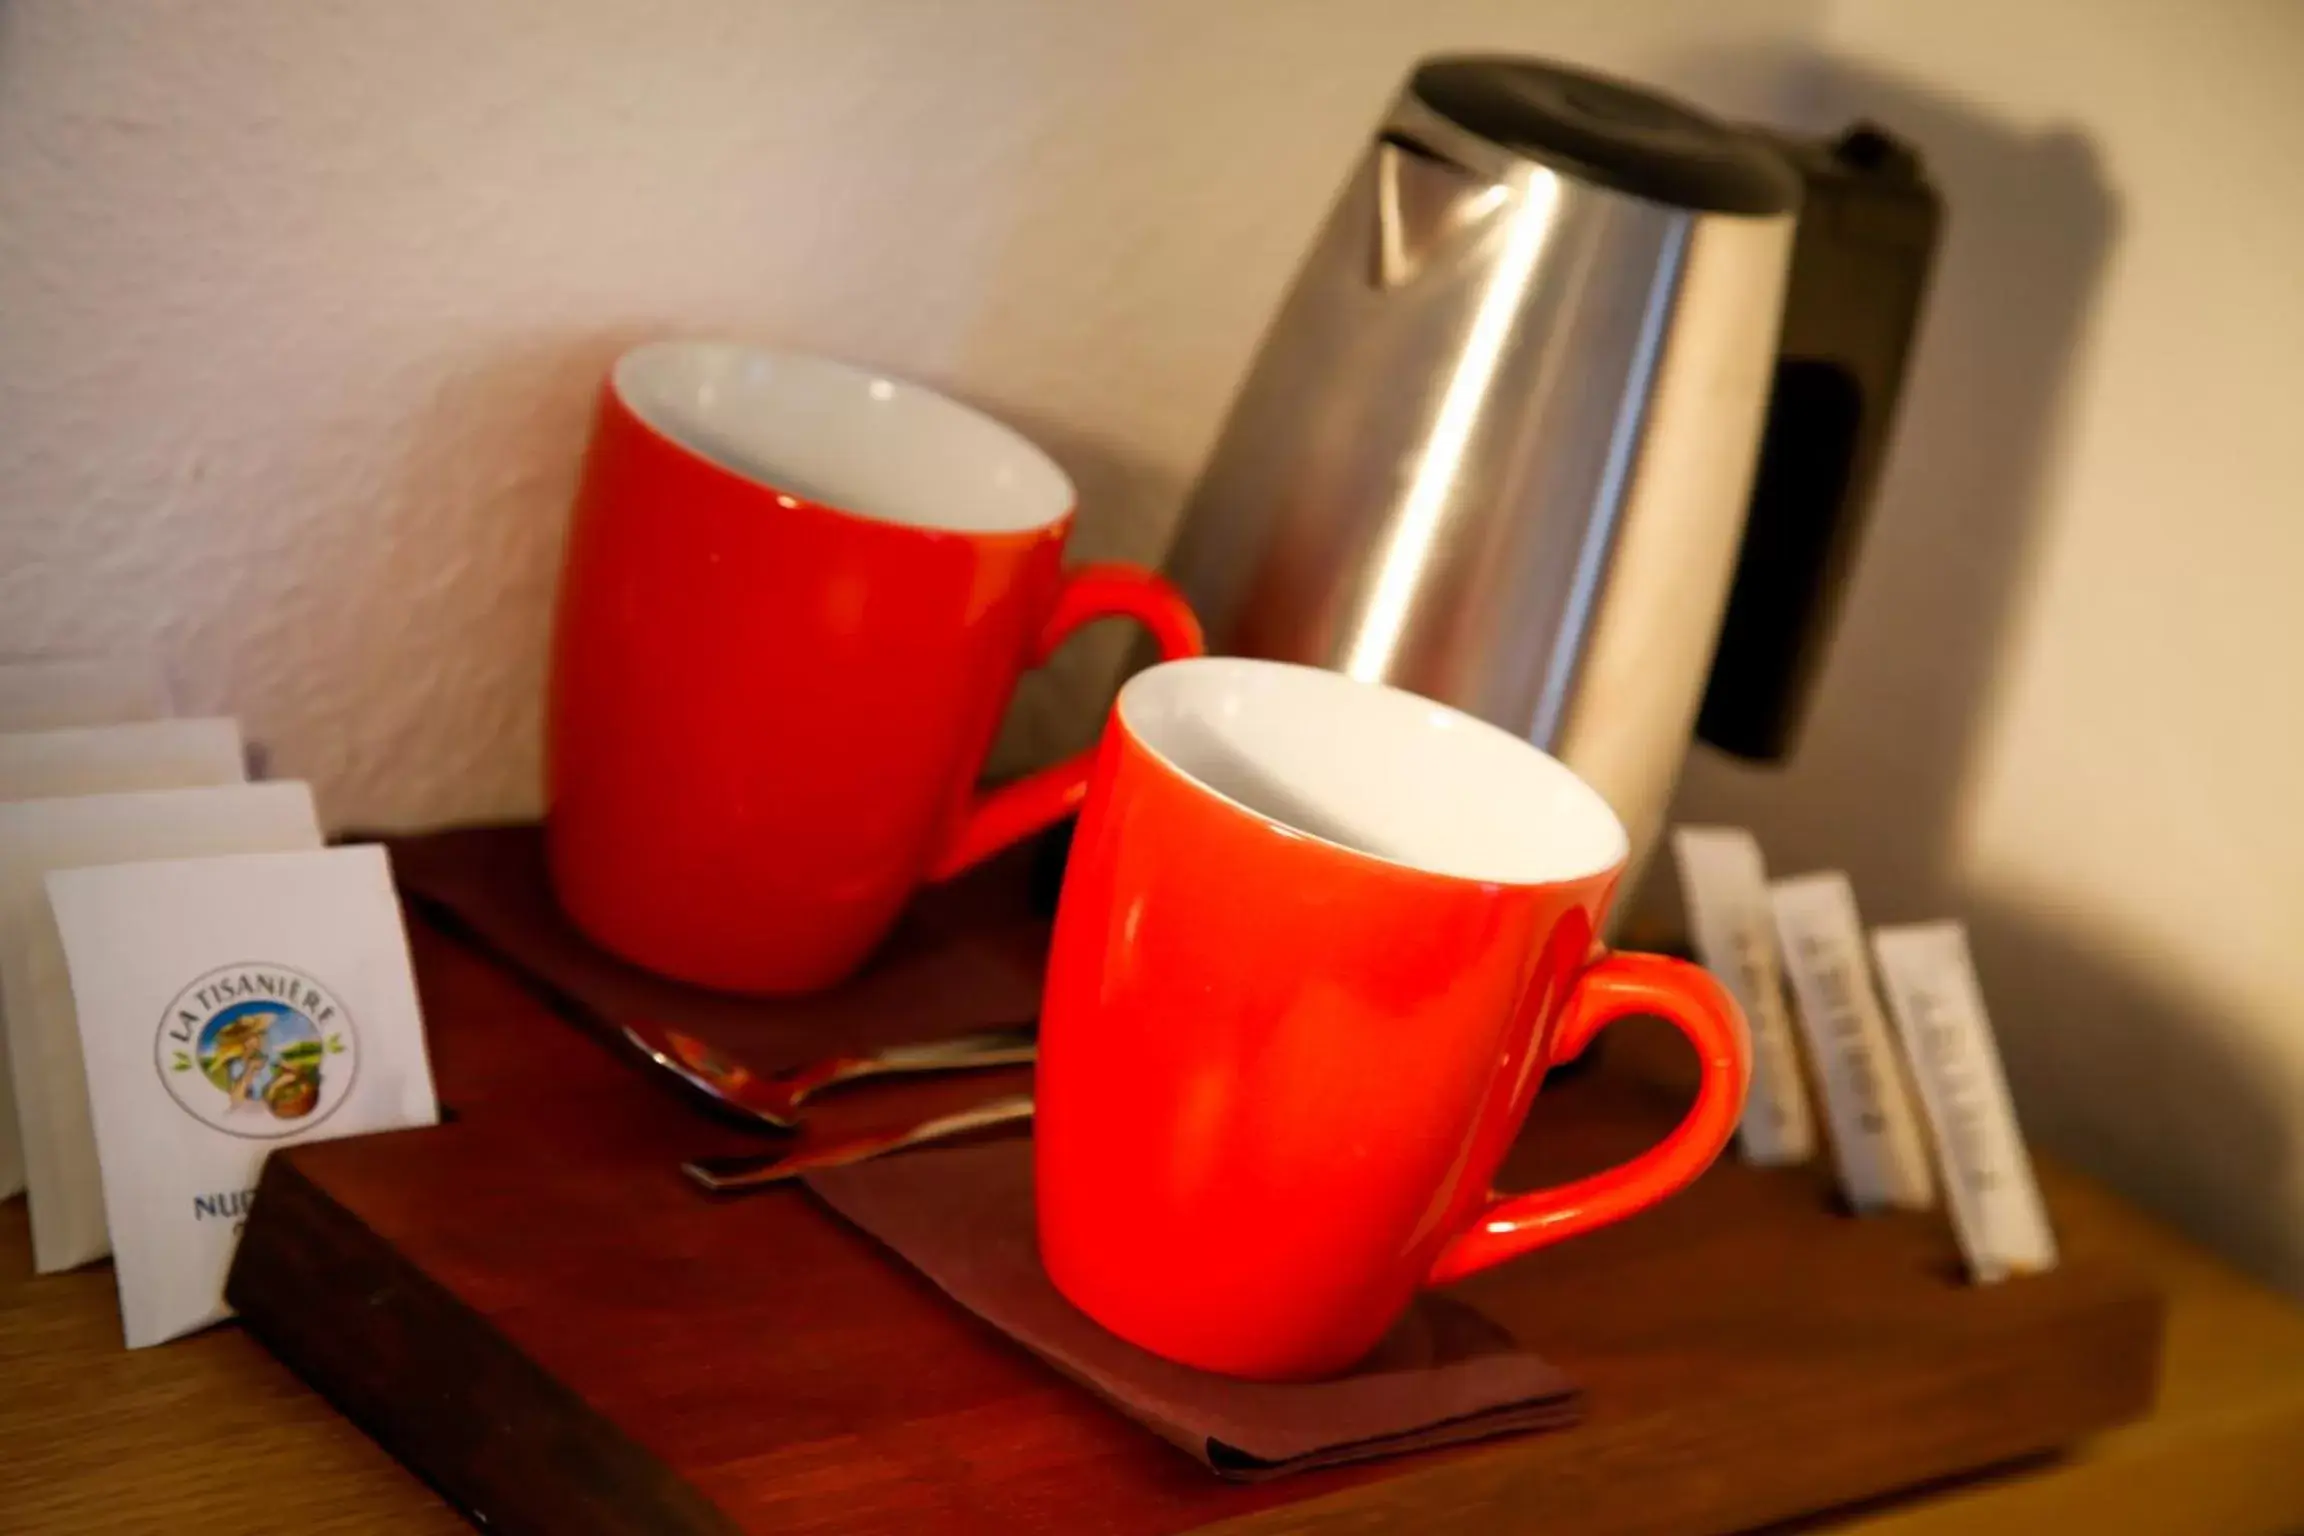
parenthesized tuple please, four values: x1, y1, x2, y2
(1696, 125, 1942, 762)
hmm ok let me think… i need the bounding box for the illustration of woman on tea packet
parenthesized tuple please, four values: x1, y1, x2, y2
(200, 1003, 326, 1121)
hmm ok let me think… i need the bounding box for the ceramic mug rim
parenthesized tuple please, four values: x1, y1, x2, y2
(610, 339, 1076, 539)
(1115, 656, 1630, 890)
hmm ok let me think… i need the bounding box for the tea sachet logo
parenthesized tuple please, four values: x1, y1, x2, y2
(155, 964, 357, 1138)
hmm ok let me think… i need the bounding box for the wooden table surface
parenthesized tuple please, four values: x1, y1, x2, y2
(7, 1153, 2304, 1535)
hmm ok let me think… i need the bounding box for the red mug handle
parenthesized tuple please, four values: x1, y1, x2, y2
(1426, 953, 1752, 1287)
(925, 563, 1204, 881)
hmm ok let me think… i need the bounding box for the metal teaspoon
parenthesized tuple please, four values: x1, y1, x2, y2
(682, 1093, 1036, 1193)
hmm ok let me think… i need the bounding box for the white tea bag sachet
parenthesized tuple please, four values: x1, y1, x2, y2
(0, 717, 245, 801)
(0, 656, 174, 731)
(49, 845, 438, 1347)
(1769, 872, 1937, 1213)
(0, 783, 323, 1272)
(0, 717, 248, 1198)
(1671, 827, 1816, 1167)
(1872, 922, 2058, 1282)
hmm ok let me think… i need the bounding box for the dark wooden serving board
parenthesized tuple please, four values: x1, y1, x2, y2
(229, 840, 2162, 1536)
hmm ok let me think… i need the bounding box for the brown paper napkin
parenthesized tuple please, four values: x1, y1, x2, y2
(388, 825, 1580, 1478)
(806, 1137, 1579, 1479)
(387, 824, 1049, 1068)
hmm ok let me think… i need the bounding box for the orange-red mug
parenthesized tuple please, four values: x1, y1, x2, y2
(547, 341, 1201, 994)
(1038, 659, 1750, 1380)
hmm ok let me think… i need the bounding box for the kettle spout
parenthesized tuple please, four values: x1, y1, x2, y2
(1372, 131, 1511, 289)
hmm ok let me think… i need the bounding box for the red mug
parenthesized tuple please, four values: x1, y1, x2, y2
(1038, 658, 1751, 1380)
(547, 341, 1202, 993)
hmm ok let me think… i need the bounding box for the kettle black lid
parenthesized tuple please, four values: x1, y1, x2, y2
(1411, 56, 1801, 216)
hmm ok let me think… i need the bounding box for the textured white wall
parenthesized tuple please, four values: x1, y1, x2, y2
(1674, 0, 2304, 1289)
(0, 0, 1823, 831)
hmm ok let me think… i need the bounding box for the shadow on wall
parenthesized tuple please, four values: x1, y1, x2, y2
(292, 330, 643, 826)
(1661, 50, 2119, 917)
(975, 405, 1192, 782)
(1667, 55, 2302, 1289)
(1967, 889, 2304, 1291)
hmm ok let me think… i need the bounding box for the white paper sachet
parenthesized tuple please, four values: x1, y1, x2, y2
(1670, 827, 1816, 1166)
(48, 845, 439, 1347)
(1768, 872, 1937, 1212)
(0, 656, 174, 731)
(0, 717, 249, 1198)
(0, 783, 323, 1272)
(0, 717, 245, 802)
(1871, 921, 2058, 1283)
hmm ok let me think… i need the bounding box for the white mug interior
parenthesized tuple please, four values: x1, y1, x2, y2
(1118, 657, 1629, 886)
(613, 340, 1074, 535)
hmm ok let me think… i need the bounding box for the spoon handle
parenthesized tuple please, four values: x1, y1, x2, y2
(625, 1019, 1036, 1130)
(682, 1094, 1036, 1193)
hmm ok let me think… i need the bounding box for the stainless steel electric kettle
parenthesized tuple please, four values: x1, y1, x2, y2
(1165, 56, 1938, 893)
